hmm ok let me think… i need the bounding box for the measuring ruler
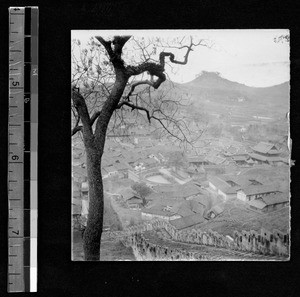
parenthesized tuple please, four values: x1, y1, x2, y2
(8, 7, 38, 293)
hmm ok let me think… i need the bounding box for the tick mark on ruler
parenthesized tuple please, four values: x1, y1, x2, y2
(9, 273, 21, 275)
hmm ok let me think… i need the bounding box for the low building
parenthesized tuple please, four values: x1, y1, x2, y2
(237, 185, 281, 202)
(119, 188, 144, 209)
(205, 155, 227, 165)
(103, 165, 119, 177)
(260, 193, 289, 212)
(169, 214, 205, 231)
(187, 156, 209, 167)
(171, 200, 205, 218)
(190, 195, 211, 209)
(153, 183, 202, 200)
(205, 204, 224, 219)
(248, 199, 268, 212)
(208, 175, 240, 200)
(248, 193, 289, 212)
(249, 142, 283, 165)
(231, 155, 250, 165)
(141, 205, 181, 221)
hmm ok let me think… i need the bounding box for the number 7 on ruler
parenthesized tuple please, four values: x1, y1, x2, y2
(8, 6, 38, 293)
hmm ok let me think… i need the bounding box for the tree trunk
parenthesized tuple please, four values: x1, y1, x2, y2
(81, 74, 129, 260)
(83, 145, 104, 260)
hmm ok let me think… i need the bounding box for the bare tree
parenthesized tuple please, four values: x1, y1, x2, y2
(71, 34, 209, 260)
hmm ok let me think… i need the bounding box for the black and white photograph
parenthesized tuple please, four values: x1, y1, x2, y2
(71, 30, 290, 261)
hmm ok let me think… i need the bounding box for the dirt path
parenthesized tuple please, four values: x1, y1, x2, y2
(72, 193, 136, 261)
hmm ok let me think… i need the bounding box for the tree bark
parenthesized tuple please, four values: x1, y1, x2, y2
(81, 72, 129, 260)
(83, 144, 103, 260)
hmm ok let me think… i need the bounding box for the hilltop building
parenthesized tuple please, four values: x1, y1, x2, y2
(248, 142, 286, 165)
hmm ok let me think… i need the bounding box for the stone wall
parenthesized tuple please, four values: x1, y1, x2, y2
(103, 218, 289, 260)
(123, 233, 211, 261)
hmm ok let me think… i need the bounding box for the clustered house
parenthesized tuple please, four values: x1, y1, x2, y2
(237, 184, 281, 202)
(248, 141, 287, 165)
(247, 192, 289, 213)
(207, 174, 266, 201)
(119, 188, 144, 210)
(72, 95, 290, 260)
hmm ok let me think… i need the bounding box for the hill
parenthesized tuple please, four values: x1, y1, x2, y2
(181, 71, 289, 107)
(176, 72, 289, 121)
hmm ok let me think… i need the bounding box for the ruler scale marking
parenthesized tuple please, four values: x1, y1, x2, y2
(8, 7, 38, 293)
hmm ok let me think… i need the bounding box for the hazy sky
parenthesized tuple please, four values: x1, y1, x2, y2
(72, 29, 290, 87)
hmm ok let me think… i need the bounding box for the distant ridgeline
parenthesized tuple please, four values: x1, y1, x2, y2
(103, 218, 289, 260)
(182, 71, 290, 109)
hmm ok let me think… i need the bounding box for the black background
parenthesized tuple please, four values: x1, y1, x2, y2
(0, 0, 300, 296)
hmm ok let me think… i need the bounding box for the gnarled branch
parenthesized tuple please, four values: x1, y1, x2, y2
(124, 79, 158, 101)
(71, 87, 94, 141)
(90, 111, 101, 127)
(117, 101, 151, 122)
(72, 125, 83, 136)
(95, 36, 132, 69)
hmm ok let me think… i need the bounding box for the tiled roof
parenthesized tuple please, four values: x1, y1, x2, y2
(141, 205, 177, 217)
(119, 188, 139, 201)
(191, 196, 210, 208)
(251, 142, 278, 154)
(142, 158, 158, 165)
(152, 197, 185, 207)
(248, 199, 266, 209)
(190, 200, 205, 214)
(170, 199, 205, 218)
(225, 146, 239, 154)
(208, 175, 232, 192)
(232, 155, 248, 162)
(239, 185, 280, 196)
(169, 214, 205, 230)
(153, 183, 201, 199)
(261, 193, 289, 206)
(127, 197, 143, 204)
(205, 155, 226, 165)
(249, 153, 268, 162)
